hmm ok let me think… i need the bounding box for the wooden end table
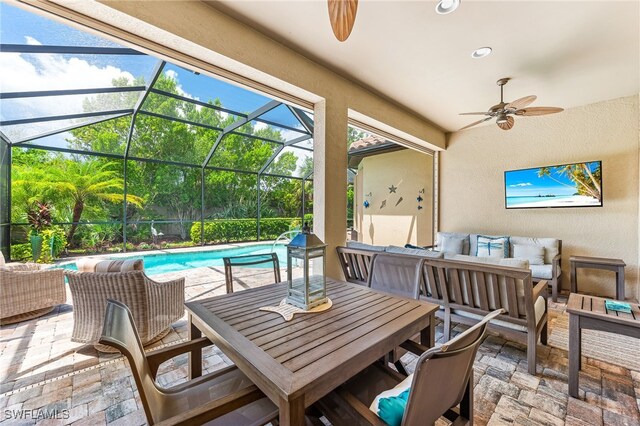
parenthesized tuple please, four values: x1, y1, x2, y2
(567, 293, 640, 398)
(570, 255, 626, 300)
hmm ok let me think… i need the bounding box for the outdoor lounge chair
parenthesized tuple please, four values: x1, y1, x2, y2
(316, 309, 503, 426)
(223, 253, 281, 294)
(0, 256, 66, 324)
(99, 299, 279, 425)
(66, 259, 184, 352)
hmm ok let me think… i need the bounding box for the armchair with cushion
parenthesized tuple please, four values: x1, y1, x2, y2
(65, 258, 184, 352)
(0, 259, 66, 325)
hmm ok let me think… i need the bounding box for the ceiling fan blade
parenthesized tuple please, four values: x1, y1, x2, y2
(328, 0, 359, 42)
(515, 107, 564, 116)
(459, 117, 492, 131)
(459, 112, 489, 116)
(506, 95, 537, 110)
(497, 116, 515, 130)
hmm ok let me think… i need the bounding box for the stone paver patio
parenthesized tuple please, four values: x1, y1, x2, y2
(1, 265, 639, 425)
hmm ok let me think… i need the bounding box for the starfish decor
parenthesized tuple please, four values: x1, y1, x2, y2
(388, 185, 397, 193)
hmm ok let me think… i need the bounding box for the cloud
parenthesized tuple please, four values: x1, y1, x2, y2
(510, 183, 532, 187)
(0, 36, 137, 141)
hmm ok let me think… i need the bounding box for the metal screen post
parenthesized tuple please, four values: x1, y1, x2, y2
(201, 168, 205, 246)
(256, 175, 261, 241)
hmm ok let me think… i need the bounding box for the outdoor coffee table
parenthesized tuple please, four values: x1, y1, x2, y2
(185, 279, 438, 426)
(570, 255, 626, 300)
(567, 293, 640, 398)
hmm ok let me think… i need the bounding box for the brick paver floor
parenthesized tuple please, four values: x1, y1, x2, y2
(1, 266, 638, 425)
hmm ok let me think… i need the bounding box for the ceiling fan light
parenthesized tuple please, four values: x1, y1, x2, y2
(436, 0, 460, 15)
(496, 114, 508, 124)
(471, 47, 492, 58)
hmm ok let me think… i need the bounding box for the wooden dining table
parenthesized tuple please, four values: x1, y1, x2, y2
(185, 278, 439, 426)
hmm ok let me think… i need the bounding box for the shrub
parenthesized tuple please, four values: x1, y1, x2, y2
(9, 225, 67, 263)
(190, 218, 298, 244)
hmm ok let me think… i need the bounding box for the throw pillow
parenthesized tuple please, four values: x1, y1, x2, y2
(369, 373, 413, 426)
(440, 236, 465, 254)
(513, 244, 545, 265)
(476, 235, 510, 258)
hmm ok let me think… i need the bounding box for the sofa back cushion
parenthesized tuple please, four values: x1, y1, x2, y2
(385, 246, 444, 258)
(509, 236, 560, 264)
(513, 244, 545, 265)
(436, 232, 470, 255)
(346, 241, 386, 252)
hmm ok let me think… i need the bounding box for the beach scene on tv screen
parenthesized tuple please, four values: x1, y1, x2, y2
(505, 161, 602, 208)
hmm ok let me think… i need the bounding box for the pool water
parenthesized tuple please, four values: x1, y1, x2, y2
(60, 244, 288, 276)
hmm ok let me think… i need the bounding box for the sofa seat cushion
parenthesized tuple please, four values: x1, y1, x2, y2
(386, 246, 443, 258)
(346, 241, 386, 252)
(454, 296, 546, 332)
(530, 264, 559, 280)
(444, 253, 530, 269)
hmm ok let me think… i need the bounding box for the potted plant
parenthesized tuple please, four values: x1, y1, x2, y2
(27, 201, 52, 262)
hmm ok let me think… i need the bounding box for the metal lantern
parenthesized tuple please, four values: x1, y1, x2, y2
(286, 222, 327, 310)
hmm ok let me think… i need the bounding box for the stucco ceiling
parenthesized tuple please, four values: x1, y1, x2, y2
(208, 0, 640, 133)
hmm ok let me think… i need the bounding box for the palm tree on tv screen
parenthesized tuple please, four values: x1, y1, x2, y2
(537, 163, 601, 202)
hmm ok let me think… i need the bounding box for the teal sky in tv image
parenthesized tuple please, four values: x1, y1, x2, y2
(504, 161, 602, 209)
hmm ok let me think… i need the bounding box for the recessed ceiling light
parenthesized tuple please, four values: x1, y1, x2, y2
(471, 47, 492, 58)
(436, 0, 460, 15)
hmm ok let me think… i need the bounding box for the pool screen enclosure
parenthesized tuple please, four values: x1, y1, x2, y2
(0, 4, 314, 260)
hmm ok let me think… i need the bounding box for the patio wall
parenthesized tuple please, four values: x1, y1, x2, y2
(354, 149, 434, 247)
(440, 95, 640, 300)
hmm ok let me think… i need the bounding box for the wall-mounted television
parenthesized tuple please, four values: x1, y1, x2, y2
(504, 161, 602, 209)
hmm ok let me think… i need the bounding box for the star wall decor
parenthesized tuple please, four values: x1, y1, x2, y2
(388, 185, 397, 193)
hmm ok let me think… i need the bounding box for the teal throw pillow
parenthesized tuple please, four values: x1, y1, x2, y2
(377, 389, 410, 426)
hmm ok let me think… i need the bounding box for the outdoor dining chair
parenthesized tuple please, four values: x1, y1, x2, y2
(223, 253, 281, 294)
(367, 253, 423, 299)
(99, 299, 279, 425)
(316, 309, 504, 426)
(367, 253, 424, 373)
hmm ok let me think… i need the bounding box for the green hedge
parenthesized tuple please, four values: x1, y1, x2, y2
(191, 218, 308, 244)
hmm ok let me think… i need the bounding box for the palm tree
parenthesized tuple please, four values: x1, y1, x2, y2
(537, 163, 601, 201)
(19, 159, 143, 244)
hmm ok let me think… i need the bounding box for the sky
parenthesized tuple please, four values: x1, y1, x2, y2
(0, 3, 311, 167)
(504, 162, 600, 197)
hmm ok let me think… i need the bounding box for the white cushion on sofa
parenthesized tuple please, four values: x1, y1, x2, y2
(530, 264, 559, 280)
(385, 246, 443, 258)
(437, 232, 470, 255)
(347, 241, 386, 252)
(454, 295, 546, 332)
(509, 236, 559, 264)
(513, 244, 545, 265)
(444, 253, 530, 269)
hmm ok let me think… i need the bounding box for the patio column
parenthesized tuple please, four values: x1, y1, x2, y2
(313, 99, 347, 279)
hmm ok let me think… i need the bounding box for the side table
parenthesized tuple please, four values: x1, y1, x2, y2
(567, 293, 640, 398)
(570, 255, 626, 300)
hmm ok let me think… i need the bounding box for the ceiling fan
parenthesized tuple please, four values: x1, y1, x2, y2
(328, 0, 358, 42)
(459, 78, 564, 131)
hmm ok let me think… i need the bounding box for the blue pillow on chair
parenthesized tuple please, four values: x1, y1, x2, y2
(369, 373, 413, 426)
(377, 389, 410, 426)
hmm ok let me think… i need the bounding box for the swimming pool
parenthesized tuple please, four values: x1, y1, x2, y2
(60, 243, 288, 276)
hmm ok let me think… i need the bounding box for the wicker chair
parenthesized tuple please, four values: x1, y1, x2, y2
(0, 261, 67, 325)
(66, 259, 184, 352)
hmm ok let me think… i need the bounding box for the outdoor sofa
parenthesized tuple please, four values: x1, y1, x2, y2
(337, 244, 549, 374)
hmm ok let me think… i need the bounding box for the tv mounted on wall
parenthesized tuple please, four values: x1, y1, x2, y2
(504, 161, 602, 209)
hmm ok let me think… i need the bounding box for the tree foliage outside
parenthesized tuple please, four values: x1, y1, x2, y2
(9, 73, 313, 257)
